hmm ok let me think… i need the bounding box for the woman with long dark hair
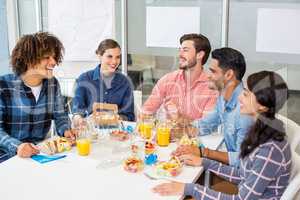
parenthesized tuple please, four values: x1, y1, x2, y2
(152, 71, 291, 200)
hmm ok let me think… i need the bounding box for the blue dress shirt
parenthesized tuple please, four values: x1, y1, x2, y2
(193, 83, 254, 166)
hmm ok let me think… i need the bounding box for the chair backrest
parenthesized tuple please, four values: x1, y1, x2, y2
(276, 114, 300, 152)
(276, 114, 300, 200)
(280, 151, 300, 200)
(133, 90, 142, 120)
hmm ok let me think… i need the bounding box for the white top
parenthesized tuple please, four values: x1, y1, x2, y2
(27, 84, 42, 101)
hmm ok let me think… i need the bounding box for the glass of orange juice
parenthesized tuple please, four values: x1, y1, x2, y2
(139, 122, 153, 139)
(156, 122, 170, 147)
(76, 138, 91, 156)
(76, 129, 91, 156)
(138, 116, 154, 140)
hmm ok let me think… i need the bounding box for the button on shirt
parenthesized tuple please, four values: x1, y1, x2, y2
(142, 70, 218, 120)
(0, 74, 71, 159)
(193, 83, 255, 166)
(72, 65, 135, 121)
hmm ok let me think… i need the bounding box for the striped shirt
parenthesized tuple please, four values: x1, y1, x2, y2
(142, 70, 217, 120)
(184, 139, 292, 200)
(0, 74, 70, 159)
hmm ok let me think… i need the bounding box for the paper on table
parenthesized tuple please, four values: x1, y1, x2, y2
(31, 154, 67, 164)
(256, 8, 300, 54)
(146, 6, 200, 48)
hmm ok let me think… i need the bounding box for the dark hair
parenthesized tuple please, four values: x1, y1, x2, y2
(180, 33, 211, 65)
(240, 71, 289, 158)
(211, 47, 246, 81)
(95, 39, 120, 56)
(11, 32, 64, 75)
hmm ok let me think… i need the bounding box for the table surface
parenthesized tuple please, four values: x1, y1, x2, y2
(0, 122, 223, 200)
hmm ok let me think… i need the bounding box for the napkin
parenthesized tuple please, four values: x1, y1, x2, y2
(31, 154, 67, 164)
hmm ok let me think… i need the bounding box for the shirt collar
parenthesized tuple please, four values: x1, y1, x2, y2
(92, 64, 122, 86)
(178, 69, 209, 83)
(225, 82, 244, 111)
(12, 73, 48, 93)
(92, 64, 101, 81)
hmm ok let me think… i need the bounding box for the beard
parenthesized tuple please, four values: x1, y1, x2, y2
(208, 78, 225, 91)
(179, 57, 197, 70)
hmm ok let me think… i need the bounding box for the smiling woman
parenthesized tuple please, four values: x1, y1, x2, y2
(72, 39, 135, 123)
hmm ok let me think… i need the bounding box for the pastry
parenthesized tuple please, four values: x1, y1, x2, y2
(123, 156, 144, 173)
(110, 130, 129, 141)
(40, 137, 72, 155)
(156, 156, 182, 177)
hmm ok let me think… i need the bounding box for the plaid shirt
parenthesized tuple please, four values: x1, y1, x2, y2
(185, 139, 292, 200)
(0, 74, 70, 159)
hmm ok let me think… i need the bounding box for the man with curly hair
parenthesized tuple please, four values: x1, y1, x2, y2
(0, 32, 76, 162)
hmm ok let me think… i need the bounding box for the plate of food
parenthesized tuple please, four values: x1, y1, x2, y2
(110, 130, 130, 141)
(123, 156, 144, 173)
(39, 137, 72, 155)
(155, 156, 183, 177)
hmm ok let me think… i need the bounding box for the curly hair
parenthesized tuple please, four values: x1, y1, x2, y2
(240, 71, 289, 158)
(11, 32, 64, 75)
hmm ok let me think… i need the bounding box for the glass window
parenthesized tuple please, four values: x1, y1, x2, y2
(17, 0, 40, 35)
(0, 0, 10, 75)
(116, 0, 223, 101)
(229, 0, 300, 91)
(229, 0, 300, 122)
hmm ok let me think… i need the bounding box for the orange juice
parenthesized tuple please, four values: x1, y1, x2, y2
(139, 123, 153, 139)
(76, 138, 91, 156)
(157, 127, 170, 146)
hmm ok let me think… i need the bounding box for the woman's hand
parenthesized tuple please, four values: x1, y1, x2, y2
(179, 154, 202, 166)
(172, 145, 201, 157)
(152, 182, 185, 196)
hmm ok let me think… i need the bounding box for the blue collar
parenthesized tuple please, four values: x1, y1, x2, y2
(225, 82, 244, 111)
(92, 64, 101, 81)
(92, 64, 123, 87)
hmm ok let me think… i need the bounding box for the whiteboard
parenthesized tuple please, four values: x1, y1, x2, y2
(256, 8, 300, 55)
(48, 0, 114, 61)
(146, 7, 200, 48)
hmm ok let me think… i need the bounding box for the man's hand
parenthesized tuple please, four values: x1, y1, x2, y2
(64, 129, 78, 145)
(72, 114, 86, 130)
(152, 182, 185, 196)
(179, 154, 202, 166)
(17, 143, 39, 158)
(186, 126, 198, 138)
(172, 145, 200, 157)
(137, 111, 154, 121)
